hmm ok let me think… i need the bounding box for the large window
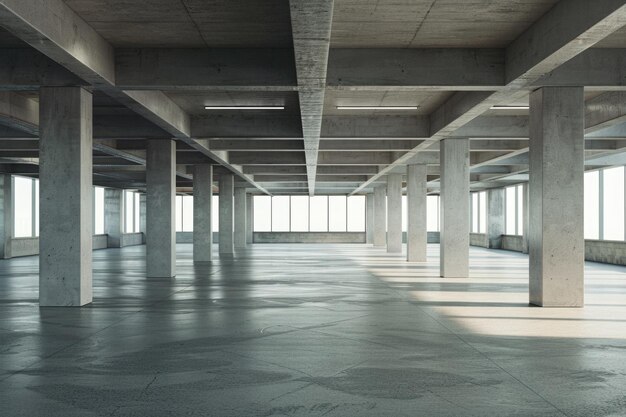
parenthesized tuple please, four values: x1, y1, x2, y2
(94, 187, 105, 235)
(175, 195, 194, 232)
(505, 185, 524, 236)
(471, 191, 487, 234)
(585, 166, 625, 241)
(253, 195, 366, 232)
(123, 190, 141, 233)
(13, 176, 38, 238)
(427, 195, 439, 232)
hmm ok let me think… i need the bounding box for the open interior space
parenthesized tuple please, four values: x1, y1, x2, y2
(0, 0, 625, 415)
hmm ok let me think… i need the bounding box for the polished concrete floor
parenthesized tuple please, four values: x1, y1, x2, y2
(1, 244, 625, 417)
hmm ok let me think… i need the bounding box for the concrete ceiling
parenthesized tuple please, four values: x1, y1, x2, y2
(0, 0, 625, 195)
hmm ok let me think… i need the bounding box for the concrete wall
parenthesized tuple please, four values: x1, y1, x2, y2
(177, 231, 218, 243)
(470, 233, 489, 248)
(7, 234, 139, 258)
(254, 232, 366, 244)
(501, 235, 626, 266)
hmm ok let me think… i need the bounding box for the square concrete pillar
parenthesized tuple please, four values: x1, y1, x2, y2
(487, 188, 505, 249)
(529, 87, 584, 307)
(407, 165, 427, 262)
(39, 87, 93, 306)
(387, 174, 402, 253)
(0, 174, 13, 259)
(246, 193, 253, 244)
(193, 165, 213, 263)
(440, 138, 470, 278)
(104, 189, 123, 248)
(146, 140, 176, 278)
(234, 187, 247, 249)
(365, 193, 374, 244)
(139, 193, 146, 244)
(219, 174, 234, 256)
(373, 186, 386, 247)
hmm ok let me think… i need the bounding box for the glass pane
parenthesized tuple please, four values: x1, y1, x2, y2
(516, 185, 524, 236)
(271, 196, 290, 231)
(309, 196, 328, 232)
(427, 195, 438, 232)
(328, 196, 347, 232)
(347, 195, 366, 232)
(505, 187, 516, 235)
(603, 166, 625, 241)
(94, 187, 105, 235)
(472, 193, 479, 233)
(34, 179, 39, 237)
(134, 193, 141, 233)
(13, 176, 33, 237)
(290, 196, 309, 232)
(479, 191, 487, 234)
(212, 195, 219, 232)
(253, 196, 271, 232)
(584, 171, 600, 239)
(182, 195, 193, 232)
(401, 195, 407, 232)
(175, 195, 183, 232)
(124, 191, 134, 233)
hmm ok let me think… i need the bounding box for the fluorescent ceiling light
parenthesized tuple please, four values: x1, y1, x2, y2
(336, 106, 418, 110)
(490, 105, 529, 110)
(204, 106, 285, 110)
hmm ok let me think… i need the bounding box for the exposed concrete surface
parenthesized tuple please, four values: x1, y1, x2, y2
(192, 165, 213, 262)
(386, 173, 402, 253)
(0, 174, 11, 259)
(440, 138, 470, 278)
(254, 232, 365, 244)
(487, 188, 505, 249)
(219, 173, 234, 256)
(104, 188, 123, 248)
(407, 165, 427, 262)
(0, 243, 626, 416)
(529, 87, 584, 307)
(373, 186, 386, 247)
(38, 87, 92, 307)
(234, 187, 247, 249)
(146, 140, 176, 278)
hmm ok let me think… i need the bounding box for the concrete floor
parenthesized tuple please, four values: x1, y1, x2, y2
(1, 244, 625, 417)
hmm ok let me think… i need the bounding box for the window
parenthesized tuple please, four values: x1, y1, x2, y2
(328, 196, 347, 232)
(602, 166, 625, 241)
(94, 187, 105, 235)
(253, 196, 271, 231)
(290, 196, 309, 232)
(252, 195, 365, 233)
(584, 166, 625, 241)
(309, 196, 328, 232)
(271, 196, 290, 232)
(584, 171, 600, 239)
(175, 195, 194, 232)
(505, 185, 523, 236)
(347, 196, 366, 232)
(124, 190, 141, 233)
(13, 176, 38, 238)
(212, 196, 219, 232)
(427, 195, 439, 232)
(471, 191, 487, 234)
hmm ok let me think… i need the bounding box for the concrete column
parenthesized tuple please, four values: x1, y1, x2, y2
(386, 174, 402, 253)
(407, 165, 427, 262)
(234, 187, 246, 249)
(440, 138, 470, 278)
(487, 188, 505, 249)
(193, 165, 213, 263)
(139, 193, 146, 244)
(529, 87, 584, 307)
(373, 186, 386, 247)
(522, 183, 529, 254)
(104, 188, 123, 248)
(366, 193, 374, 244)
(146, 140, 176, 278)
(246, 194, 253, 244)
(39, 87, 93, 306)
(0, 174, 13, 259)
(219, 174, 234, 256)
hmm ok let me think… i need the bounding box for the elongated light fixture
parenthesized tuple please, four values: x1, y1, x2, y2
(204, 106, 285, 110)
(490, 105, 529, 110)
(336, 106, 418, 110)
